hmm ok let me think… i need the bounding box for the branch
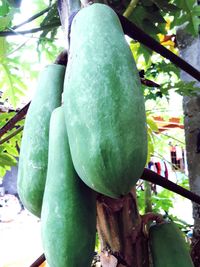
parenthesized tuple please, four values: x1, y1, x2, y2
(0, 22, 60, 37)
(0, 102, 30, 139)
(142, 168, 200, 205)
(0, 126, 23, 145)
(12, 7, 51, 30)
(30, 253, 45, 267)
(140, 78, 160, 88)
(117, 13, 200, 82)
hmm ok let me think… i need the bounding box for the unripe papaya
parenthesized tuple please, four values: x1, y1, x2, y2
(63, 3, 147, 198)
(41, 106, 96, 267)
(17, 64, 65, 217)
(149, 221, 194, 267)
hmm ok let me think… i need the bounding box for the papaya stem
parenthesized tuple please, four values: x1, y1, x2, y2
(141, 212, 164, 225)
(123, 0, 139, 18)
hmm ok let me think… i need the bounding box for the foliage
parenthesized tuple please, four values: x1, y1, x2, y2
(0, 111, 23, 179)
(146, 112, 159, 163)
(0, 0, 199, 223)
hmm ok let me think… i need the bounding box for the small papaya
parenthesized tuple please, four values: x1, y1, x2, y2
(41, 106, 96, 267)
(17, 64, 65, 217)
(63, 3, 147, 198)
(149, 221, 194, 267)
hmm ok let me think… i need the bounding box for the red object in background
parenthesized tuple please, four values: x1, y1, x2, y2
(164, 161, 168, 179)
(155, 162, 161, 175)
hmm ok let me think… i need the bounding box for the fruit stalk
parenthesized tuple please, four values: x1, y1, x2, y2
(97, 188, 149, 267)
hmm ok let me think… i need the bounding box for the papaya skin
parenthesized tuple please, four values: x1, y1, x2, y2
(17, 64, 65, 217)
(64, 3, 147, 198)
(149, 221, 194, 267)
(41, 106, 96, 267)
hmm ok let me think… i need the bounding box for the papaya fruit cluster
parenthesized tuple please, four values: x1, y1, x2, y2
(17, 3, 147, 267)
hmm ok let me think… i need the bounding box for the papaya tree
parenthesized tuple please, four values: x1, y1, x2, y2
(1, 0, 200, 267)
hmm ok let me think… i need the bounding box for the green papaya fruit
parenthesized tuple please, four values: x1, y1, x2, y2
(41, 106, 96, 267)
(63, 3, 147, 198)
(17, 64, 65, 217)
(149, 221, 194, 267)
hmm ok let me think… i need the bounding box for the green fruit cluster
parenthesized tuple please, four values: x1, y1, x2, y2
(17, 3, 147, 267)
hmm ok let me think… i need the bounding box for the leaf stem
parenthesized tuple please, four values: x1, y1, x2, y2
(12, 7, 51, 30)
(6, 39, 30, 56)
(0, 102, 30, 139)
(0, 126, 24, 145)
(159, 132, 185, 145)
(117, 13, 200, 81)
(0, 22, 61, 37)
(123, 0, 139, 18)
(142, 168, 200, 205)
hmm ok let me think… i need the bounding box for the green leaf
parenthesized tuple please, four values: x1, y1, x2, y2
(0, 37, 7, 59)
(0, 152, 17, 166)
(147, 116, 159, 133)
(129, 5, 149, 29)
(0, 166, 8, 179)
(193, 5, 200, 16)
(4, 144, 19, 157)
(0, 57, 28, 107)
(38, 2, 60, 50)
(0, 12, 12, 30)
(152, 0, 179, 12)
(138, 44, 152, 64)
(0, 1, 9, 16)
(162, 81, 200, 96)
(171, 0, 200, 35)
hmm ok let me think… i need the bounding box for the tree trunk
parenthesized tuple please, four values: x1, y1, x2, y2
(96, 188, 150, 267)
(176, 28, 200, 266)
